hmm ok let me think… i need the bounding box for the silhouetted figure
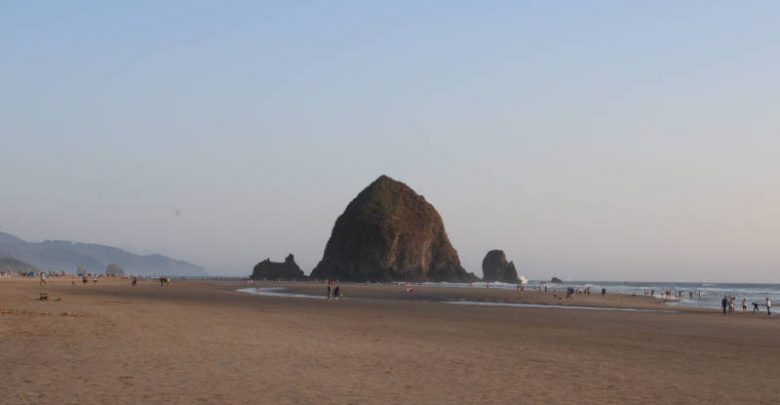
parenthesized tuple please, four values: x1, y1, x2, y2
(333, 286, 341, 300)
(721, 296, 728, 314)
(767, 298, 772, 315)
(601, 288, 606, 295)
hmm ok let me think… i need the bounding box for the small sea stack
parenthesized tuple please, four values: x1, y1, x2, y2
(481, 250, 519, 283)
(251, 254, 305, 280)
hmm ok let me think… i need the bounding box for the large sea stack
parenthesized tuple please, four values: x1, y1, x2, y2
(481, 250, 519, 283)
(310, 175, 476, 282)
(251, 254, 305, 280)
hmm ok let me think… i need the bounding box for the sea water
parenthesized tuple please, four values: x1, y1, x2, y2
(420, 281, 780, 310)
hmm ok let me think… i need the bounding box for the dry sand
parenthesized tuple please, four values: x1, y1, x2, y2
(2, 278, 779, 404)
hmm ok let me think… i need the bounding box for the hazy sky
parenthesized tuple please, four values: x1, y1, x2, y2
(2, 1, 779, 281)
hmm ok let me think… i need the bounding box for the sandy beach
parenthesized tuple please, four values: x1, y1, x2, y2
(2, 278, 779, 404)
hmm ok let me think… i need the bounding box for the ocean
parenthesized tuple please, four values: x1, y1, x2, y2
(421, 280, 779, 310)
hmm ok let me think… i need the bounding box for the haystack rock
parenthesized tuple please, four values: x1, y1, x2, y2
(105, 264, 125, 277)
(481, 250, 519, 283)
(310, 175, 477, 282)
(251, 254, 305, 280)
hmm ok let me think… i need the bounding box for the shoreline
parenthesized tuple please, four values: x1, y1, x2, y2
(4, 273, 765, 313)
(236, 285, 686, 313)
(238, 280, 717, 313)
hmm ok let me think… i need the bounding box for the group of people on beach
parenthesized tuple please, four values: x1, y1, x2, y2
(326, 280, 342, 300)
(561, 286, 605, 299)
(721, 295, 771, 315)
(644, 289, 701, 300)
(66, 274, 156, 287)
(69, 275, 98, 286)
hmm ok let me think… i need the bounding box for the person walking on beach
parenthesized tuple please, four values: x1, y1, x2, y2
(327, 283, 331, 300)
(729, 296, 736, 313)
(752, 302, 760, 314)
(333, 285, 341, 300)
(39, 272, 47, 288)
(742, 298, 747, 313)
(721, 296, 728, 314)
(766, 297, 772, 316)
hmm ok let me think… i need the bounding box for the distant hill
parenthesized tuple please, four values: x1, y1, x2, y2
(0, 231, 207, 277)
(0, 257, 40, 274)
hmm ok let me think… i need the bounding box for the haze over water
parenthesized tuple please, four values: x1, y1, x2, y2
(2, 2, 780, 282)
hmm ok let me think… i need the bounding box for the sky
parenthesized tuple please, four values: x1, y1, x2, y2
(2, 1, 780, 282)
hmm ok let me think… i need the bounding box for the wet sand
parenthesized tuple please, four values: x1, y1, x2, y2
(2, 278, 779, 404)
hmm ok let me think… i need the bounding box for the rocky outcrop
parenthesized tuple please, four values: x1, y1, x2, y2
(481, 250, 519, 283)
(310, 175, 477, 282)
(251, 254, 305, 280)
(0, 257, 40, 274)
(105, 264, 125, 277)
(550, 276, 563, 283)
